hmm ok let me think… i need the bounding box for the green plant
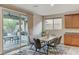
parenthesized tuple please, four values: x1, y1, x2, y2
(3, 18, 17, 33)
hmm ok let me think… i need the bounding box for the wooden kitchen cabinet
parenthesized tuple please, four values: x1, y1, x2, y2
(65, 14, 79, 28)
(72, 15, 79, 28)
(65, 15, 72, 28)
(64, 34, 79, 47)
(64, 34, 72, 45)
(71, 34, 79, 46)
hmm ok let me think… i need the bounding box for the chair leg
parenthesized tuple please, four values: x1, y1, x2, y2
(33, 48, 37, 55)
(33, 51, 36, 55)
(43, 47, 45, 53)
(37, 49, 41, 54)
(30, 44, 34, 50)
(46, 46, 49, 55)
(53, 47, 58, 55)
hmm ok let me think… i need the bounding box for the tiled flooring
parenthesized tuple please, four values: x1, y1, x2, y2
(4, 44, 79, 55)
(66, 46, 79, 55)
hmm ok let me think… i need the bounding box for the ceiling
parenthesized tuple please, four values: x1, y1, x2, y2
(13, 4, 79, 16)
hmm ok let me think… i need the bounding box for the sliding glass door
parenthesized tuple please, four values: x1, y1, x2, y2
(3, 10, 29, 52)
(20, 16, 29, 46)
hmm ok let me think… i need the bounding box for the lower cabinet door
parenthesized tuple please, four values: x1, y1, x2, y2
(71, 34, 79, 46)
(64, 34, 72, 45)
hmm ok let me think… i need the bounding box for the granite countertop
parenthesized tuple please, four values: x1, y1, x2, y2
(65, 32, 79, 34)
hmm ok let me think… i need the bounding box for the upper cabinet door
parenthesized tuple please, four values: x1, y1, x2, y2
(72, 15, 79, 28)
(65, 15, 72, 28)
(65, 14, 79, 29)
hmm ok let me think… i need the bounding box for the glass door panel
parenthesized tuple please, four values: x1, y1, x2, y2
(20, 16, 29, 46)
(3, 10, 29, 53)
(3, 10, 20, 51)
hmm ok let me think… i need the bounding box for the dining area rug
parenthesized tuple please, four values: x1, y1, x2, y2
(13, 44, 70, 55)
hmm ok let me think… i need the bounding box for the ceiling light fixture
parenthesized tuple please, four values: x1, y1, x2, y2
(34, 5, 39, 7)
(50, 4, 54, 6)
(50, 0, 54, 6)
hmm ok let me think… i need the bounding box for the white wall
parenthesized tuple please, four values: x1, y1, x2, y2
(33, 14, 42, 37)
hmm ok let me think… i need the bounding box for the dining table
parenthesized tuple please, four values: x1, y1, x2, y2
(38, 36, 57, 54)
(39, 36, 57, 42)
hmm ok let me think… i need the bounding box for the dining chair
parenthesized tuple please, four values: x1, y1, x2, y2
(48, 38, 56, 44)
(33, 39, 46, 55)
(47, 36, 62, 54)
(29, 36, 34, 50)
(58, 36, 62, 44)
(48, 36, 62, 47)
(54, 36, 62, 47)
(47, 38, 58, 54)
(55, 36, 62, 51)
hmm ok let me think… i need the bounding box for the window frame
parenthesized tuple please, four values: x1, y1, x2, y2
(43, 17, 63, 31)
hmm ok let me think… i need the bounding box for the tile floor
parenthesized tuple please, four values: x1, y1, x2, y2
(4, 44, 79, 55)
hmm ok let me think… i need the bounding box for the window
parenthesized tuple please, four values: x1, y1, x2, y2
(54, 18, 62, 30)
(44, 18, 62, 30)
(44, 19, 53, 30)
